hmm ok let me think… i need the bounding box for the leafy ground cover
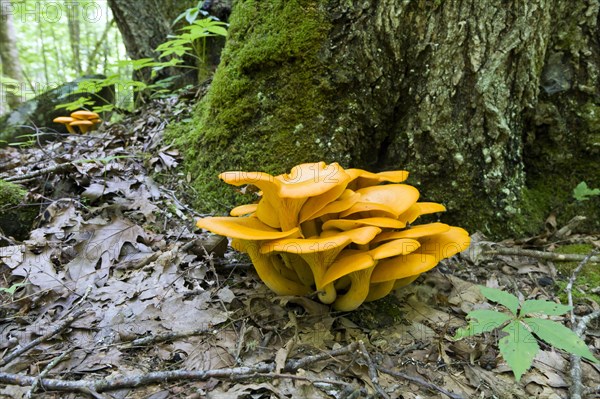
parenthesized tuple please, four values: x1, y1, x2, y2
(0, 96, 598, 398)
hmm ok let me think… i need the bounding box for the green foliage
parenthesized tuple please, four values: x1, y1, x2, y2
(56, 17, 227, 114)
(453, 286, 598, 381)
(0, 282, 26, 296)
(156, 17, 228, 81)
(573, 181, 600, 201)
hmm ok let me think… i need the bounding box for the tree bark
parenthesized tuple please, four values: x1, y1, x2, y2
(177, 0, 600, 237)
(65, 0, 82, 74)
(0, 0, 25, 110)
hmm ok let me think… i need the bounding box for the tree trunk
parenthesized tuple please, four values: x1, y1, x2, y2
(66, 0, 82, 74)
(0, 0, 25, 110)
(177, 0, 600, 237)
(107, 0, 231, 87)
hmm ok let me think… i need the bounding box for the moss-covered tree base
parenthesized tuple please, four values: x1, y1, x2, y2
(170, 0, 600, 239)
(0, 180, 36, 240)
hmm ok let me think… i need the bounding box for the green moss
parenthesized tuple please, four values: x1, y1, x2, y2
(167, 0, 347, 213)
(553, 244, 600, 305)
(0, 180, 36, 240)
(0, 180, 26, 206)
(346, 295, 405, 329)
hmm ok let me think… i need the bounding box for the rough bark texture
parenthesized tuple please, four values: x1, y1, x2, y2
(175, 0, 600, 237)
(0, 0, 25, 110)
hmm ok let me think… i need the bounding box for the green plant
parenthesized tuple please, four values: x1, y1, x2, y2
(573, 181, 600, 201)
(155, 17, 227, 81)
(453, 286, 598, 381)
(0, 282, 26, 296)
(56, 16, 227, 114)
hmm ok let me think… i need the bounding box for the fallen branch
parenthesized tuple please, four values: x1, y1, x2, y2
(120, 328, 212, 349)
(3, 161, 77, 182)
(0, 340, 365, 396)
(358, 341, 390, 399)
(485, 247, 600, 263)
(377, 366, 465, 399)
(566, 249, 599, 399)
(283, 341, 359, 371)
(28, 347, 76, 396)
(0, 307, 89, 368)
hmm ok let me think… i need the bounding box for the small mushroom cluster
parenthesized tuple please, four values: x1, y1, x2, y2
(53, 110, 101, 134)
(197, 162, 470, 311)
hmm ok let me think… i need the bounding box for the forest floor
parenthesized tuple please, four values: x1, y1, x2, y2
(0, 96, 599, 399)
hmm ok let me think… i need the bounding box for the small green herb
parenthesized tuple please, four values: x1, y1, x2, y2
(453, 286, 598, 381)
(573, 181, 600, 201)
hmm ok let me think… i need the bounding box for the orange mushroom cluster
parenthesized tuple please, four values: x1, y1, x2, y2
(53, 110, 101, 134)
(196, 162, 470, 311)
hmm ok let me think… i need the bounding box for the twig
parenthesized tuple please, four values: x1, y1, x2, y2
(358, 341, 390, 399)
(0, 307, 88, 368)
(120, 328, 212, 349)
(0, 365, 274, 393)
(583, 385, 600, 396)
(28, 347, 76, 397)
(484, 247, 600, 263)
(0, 339, 370, 396)
(566, 250, 598, 399)
(283, 341, 359, 371)
(566, 250, 599, 323)
(377, 366, 465, 399)
(3, 161, 78, 182)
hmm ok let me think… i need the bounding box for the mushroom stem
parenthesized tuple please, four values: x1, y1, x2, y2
(282, 253, 314, 287)
(332, 268, 374, 311)
(240, 240, 310, 296)
(300, 218, 319, 238)
(317, 283, 337, 304)
(365, 280, 395, 302)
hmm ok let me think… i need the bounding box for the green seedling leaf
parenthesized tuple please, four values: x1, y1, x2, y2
(0, 282, 26, 296)
(573, 181, 600, 201)
(499, 320, 539, 381)
(519, 299, 572, 316)
(453, 309, 512, 339)
(524, 318, 598, 362)
(479, 286, 520, 315)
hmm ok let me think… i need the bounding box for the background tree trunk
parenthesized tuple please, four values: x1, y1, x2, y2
(0, 0, 25, 111)
(106, 0, 231, 87)
(65, 0, 82, 74)
(176, 0, 600, 237)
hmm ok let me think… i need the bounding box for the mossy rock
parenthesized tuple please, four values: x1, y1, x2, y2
(0, 180, 36, 240)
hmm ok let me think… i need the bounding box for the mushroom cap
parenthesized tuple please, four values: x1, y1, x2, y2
(196, 216, 300, 241)
(368, 238, 420, 260)
(70, 120, 94, 126)
(346, 169, 409, 189)
(319, 238, 419, 287)
(370, 222, 451, 244)
(417, 226, 470, 262)
(220, 162, 350, 199)
(299, 190, 360, 222)
(71, 110, 100, 120)
(399, 202, 447, 224)
(322, 217, 406, 231)
(348, 184, 419, 217)
(321, 250, 376, 287)
(370, 253, 439, 283)
(220, 162, 351, 230)
(275, 162, 350, 198)
(53, 116, 75, 124)
(260, 226, 381, 255)
(229, 203, 258, 216)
